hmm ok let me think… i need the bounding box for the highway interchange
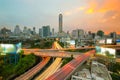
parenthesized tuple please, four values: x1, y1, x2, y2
(15, 41, 95, 80)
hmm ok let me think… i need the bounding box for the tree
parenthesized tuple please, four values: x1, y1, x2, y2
(105, 51, 114, 58)
(97, 30, 104, 37)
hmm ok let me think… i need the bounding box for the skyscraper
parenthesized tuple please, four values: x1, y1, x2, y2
(52, 28, 54, 36)
(23, 26, 28, 34)
(72, 29, 84, 39)
(33, 27, 36, 35)
(14, 25, 21, 35)
(42, 25, 50, 38)
(59, 14, 63, 33)
(39, 28, 43, 38)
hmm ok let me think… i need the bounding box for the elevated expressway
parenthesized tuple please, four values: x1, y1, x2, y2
(15, 41, 95, 80)
(15, 57, 51, 80)
(35, 41, 63, 80)
(15, 41, 63, 80)
(22, 46, 94, 58)
(15, 42, 61, 80)
(23, 49, 81, 58)
(35, 57, 62, 80)
(46, 50, 95, 80)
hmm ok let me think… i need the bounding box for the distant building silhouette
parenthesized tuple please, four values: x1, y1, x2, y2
(72, 29, 84, 39)
(39, 28, 43, 38)
(33, 27, 36, 35)
(52, 28, 54, 36)
(0, 27, 12, 38)
(42, 25, 50, 38)
(59, 14, 63, 33)
(14, 25, 21, 36)
(23, 26, 28, 35)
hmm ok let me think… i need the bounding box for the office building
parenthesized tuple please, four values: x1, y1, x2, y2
(23, 26, 28, 34)
(110, 32, 117, 44)
(39, 28, 43, 38)
(110, 32, 116, 39)
(52, 28, 54, 36)
(14, 25, 21, 35)
(33, 27, 36, 35)
(42, 25, 50, 38)
(59, 14, 63, 33)
(72, 29, 84, 39)
(28, 28, 32, 35)
(0, 27, 12, 38)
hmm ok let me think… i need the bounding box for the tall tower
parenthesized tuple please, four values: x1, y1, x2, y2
(52, 28, 54, 36)
(59, 14, 63, 33)
(14, 25, 21, 35)
(33, 27, 36, 35)
(42, 25, 50, 38)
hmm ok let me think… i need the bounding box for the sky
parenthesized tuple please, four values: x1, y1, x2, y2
(0, 0, 120, 34)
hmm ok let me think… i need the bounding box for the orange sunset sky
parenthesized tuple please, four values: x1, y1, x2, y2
(0, 0, 120, 34)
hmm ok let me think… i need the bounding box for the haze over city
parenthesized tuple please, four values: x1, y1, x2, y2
(0, 0, 120, 34)
(1, 0, 120, 80)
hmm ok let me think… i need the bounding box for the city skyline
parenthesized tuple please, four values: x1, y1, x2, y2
(0, 0, 120, 34)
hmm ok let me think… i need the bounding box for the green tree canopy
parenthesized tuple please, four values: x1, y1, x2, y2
(97, 30, 104, 37)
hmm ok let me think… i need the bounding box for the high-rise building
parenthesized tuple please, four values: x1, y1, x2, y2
(52, 28, 54, 36)
(42, 25, 50, 38)
(110, 32, 117, 44)
(23, 26, 28, 34)
(110, 32, 116, 39)
(33, 27, 36, 35)
(39, 28, 43, 38)
(0, 27, 12, 37)
(59, 14, 63, 33)
(28, 28, 32, 35)
(14, 25, 21, 35)
(72, 29, 84, 39)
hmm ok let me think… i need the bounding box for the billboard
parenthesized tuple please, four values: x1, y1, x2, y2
(106, 39, 112, 44)
(0, 43, 21, 55)
(70, 40, 75, 45)
(95, 46, 101, 53)
(101, 47, 116, 58)
(96, 46, 116, 58)
(99, 39, 105, 44)
(116, 39, 120, 45)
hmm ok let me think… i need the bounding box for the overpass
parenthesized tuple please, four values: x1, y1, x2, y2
(18, 42, 95, 80)
(22, 47, 94, 58)
(46, 50, 95, 80)
(15, 57, 51, 80)
(23, 46, 95, 52)
(35, 41, 63, 80)
(23, 49, 82, 58)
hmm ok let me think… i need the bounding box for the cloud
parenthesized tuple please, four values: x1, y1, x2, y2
(86, 0, 120, 14)
(86, 1, 97, 14)
(64, 6, 85, 16)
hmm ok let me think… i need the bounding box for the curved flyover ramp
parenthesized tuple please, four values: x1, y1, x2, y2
(35, 57, 62, 80)
(35, 42, 63, 80)
(15, 57, 50, 80)
(46, 50, 95, 80)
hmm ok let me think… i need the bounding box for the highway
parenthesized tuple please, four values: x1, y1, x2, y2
(46, 50, 95, 80)
(35, 41, 63, 80)
(17, 41, 95, 80)
(35, 57, 62, 80)
(23, 49, 80, 58)
(15, 57, 50, 80)
(23, 46, 94, 51)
